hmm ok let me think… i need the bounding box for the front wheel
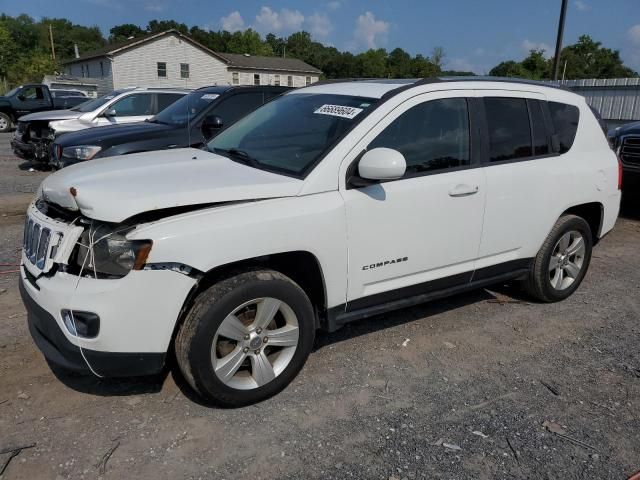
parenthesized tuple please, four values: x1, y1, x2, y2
(175, 270, 315, 407)
(0, 113, 12, 133)
(523, 214, 593, 302)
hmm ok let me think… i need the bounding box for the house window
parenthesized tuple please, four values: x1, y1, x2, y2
(274, 74, 280, 86)
(180, 63, 190, 79)
(305, 76, 311, 86)
(287, 75, 293, 87)
(253, 74, 260, 85)
(157, 62, 167, 78)
(232, 72, 239, 85)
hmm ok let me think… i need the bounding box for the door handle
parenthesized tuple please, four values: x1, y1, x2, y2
(448, 184, 479, 197)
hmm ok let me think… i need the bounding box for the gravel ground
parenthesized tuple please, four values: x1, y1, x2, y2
(1, 132, 640, 479)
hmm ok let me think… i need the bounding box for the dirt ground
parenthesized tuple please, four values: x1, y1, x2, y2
(1, 131, 640, 479)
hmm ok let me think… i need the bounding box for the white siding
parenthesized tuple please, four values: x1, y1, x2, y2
(228, 69, 319, 87)
(112, 34, 228, 89)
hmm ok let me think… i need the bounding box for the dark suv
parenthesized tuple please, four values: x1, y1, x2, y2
(50, 85, 290, 168)
(609, 121, 640, 177)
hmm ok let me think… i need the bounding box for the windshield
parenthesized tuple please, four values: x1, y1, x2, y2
(207, 93, 377, 176)
(4, 87, 20, 97)
(71, 90, 125, 112)
(151, 90, 220, 126)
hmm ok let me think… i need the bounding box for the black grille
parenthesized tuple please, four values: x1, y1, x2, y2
(620, 136, 640, 166)
(23, 217, 52, 269)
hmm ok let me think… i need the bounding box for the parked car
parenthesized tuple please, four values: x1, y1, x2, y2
(608, 121, 640, 177)
(50, 89, 89, 99)
(49, 85, 290, 169)
(20, 78, 621, 407)
(11, 87, 189, 162)
(0, 84, 88, 133)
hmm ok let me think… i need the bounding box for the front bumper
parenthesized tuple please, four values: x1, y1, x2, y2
(19, 265, 196, 377)
(10, 137, 36, 160)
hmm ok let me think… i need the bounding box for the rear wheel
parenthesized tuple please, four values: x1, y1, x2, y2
(175, 270, 315, 407)
(523, 214, 593, 302)
(0, 113, 12, 133)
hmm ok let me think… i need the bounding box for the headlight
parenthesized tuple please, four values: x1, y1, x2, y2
(62, 145, 102, 160)
(74, 223, 152, 278)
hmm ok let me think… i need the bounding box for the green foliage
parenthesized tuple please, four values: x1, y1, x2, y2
(2, 12, 635, 89)
(489, 35, 637, 80)
(109, 24, 145, 43)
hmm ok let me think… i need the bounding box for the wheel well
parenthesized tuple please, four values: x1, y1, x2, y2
(173, 251, 327, 340)
(563, 202, 603, 245)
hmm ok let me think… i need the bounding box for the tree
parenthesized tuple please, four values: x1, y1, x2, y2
(7, 52, 57, 84)
(489, 35, 637, 80)
(489, 60, 531, 78)
(226, 29, 273, 56)
(387, 48, 412, 77)
(431, 46, 445, 70)
(146, 19, 188, 35)
(0, 24, 19, 78)
(109, 24, 145, 43)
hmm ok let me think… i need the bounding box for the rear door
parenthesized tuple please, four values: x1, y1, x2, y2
(475, 92, 562, 273)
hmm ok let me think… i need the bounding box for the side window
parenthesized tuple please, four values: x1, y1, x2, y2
(548, 101, 580, 153)
(484, 97, 532, 162)
(368, 98, 470, 176)
(157, 93, 183, 112)
(22, 87, 44, 100)
(109, 93, 153, 116)
(528, 99, 550, 156)
(210, 92, 265, 126)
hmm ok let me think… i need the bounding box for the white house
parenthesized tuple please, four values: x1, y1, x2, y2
(63, 30, 322, 95)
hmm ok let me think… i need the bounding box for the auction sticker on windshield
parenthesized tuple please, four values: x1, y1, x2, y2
(314, 104, 363, 119)
(201, 93, 220, 101)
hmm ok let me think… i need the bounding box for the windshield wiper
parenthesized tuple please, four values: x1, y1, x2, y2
(216, 148, 261, 167)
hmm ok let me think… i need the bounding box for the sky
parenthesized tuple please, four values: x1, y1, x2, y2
(1, 0, 639, 73)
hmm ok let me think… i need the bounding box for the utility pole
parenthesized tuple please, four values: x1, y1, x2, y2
(552, 0, 568, 80)
(49, 24, 56, 61)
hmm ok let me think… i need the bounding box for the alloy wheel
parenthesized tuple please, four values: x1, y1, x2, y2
(548, 230, 586, 290)
(211, 297, 299, 390)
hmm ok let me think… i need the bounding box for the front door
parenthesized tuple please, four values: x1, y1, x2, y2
(342, 93, 486, 310)
(96, 92, 154, 126)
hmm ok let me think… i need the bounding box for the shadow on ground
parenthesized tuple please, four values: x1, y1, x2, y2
(46, 285, 517, 408)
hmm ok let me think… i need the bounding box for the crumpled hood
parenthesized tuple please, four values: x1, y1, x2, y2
(39, 148, 303, 223)
(19, 109, 80, 122)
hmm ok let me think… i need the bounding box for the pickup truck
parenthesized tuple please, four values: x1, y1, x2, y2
(0, 84, 87, 133)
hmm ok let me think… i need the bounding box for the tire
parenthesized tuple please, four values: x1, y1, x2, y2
(523, 214, 593, 302)
(0, 113, 12, 133)
(175, 269, 316, 407)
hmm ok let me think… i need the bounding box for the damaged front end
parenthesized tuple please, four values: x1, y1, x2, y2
(11, 120, 55, 162)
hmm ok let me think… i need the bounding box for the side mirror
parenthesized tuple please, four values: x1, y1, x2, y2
(202, 115, 223, 133)
(358, 148, 406, 181)
(103, 108, 117, 117)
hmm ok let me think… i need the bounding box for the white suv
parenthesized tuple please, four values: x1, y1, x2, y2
(20, 78, 621, 406)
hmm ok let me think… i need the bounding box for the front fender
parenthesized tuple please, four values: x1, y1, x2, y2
(128, 193, 348, 309)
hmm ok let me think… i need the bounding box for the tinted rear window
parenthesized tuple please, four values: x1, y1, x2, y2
(548, 101, 580, 153)
(485, 97, 532, 162)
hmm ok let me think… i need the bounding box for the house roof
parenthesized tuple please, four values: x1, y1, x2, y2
(63, 29, 230, 64)
(216, 52, 322, 74)
(64, 29, 322, 75)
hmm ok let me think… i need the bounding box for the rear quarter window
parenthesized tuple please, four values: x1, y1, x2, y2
(548, 101, 580, 153)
